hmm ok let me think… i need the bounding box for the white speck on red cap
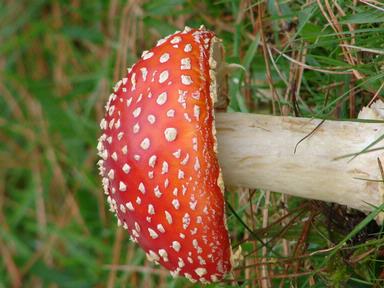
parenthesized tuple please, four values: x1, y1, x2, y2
(133, 123, 140, 134)
(166, 110, 175, 118)
(148, 204, 155, 215)
(165, 210, 172, 224)
(126, 202, 134, 211)
(140, 138, 150, 150)
(138, 182, 145, 194)
(119, 181, 127, 192)
(157, 224, 165, 233)
(133, 154, 140, 161)
(132, 107, 141, 118)
(181, 58, 191, 70)
(140, 67, 148, 81)
(184, 43, 192, 52)
(181, 75, 193, 85)
(100, 118, 107, 130)
(147, 250, 159, 262)
(172, 241, 181, 252)
(154, 185, 162, 198)
(160, 53, 170, 63)
(148, 155, 157, 167)
(159, 249, 169, 262)
(126, 97, 133, 107)
(119, 204, 126, 213)
(156, 92, 167, 105)
(161, 161, 168, 174)
(178, 258, 185, 268)
(182, 213, 190, 229)
(122, 163, 131, 174)
(164, 128, 177, 142)
(172, 199, 180, 210)
(148, 228, 159, 239)
(107, 169, 114, 180)
(111, 152, 118, 161)
(142, 51, 154, 60)
(159, 70, 169, 84)
(147, 114, 156, 124)
(195, 268, 207, 277)
(172, 149, 181, 158)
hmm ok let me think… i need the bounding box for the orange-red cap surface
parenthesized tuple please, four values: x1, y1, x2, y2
(97, 26, 232, 283)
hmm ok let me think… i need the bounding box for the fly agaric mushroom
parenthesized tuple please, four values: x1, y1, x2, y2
(98, 27, 231, 283)
(97, 26, 384, 283)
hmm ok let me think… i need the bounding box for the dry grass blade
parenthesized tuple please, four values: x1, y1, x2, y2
(272, 47, 354, 75)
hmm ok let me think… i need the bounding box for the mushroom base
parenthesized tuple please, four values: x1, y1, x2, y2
(216, 101, 384, 219)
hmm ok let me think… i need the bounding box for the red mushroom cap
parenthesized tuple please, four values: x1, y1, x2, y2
(97, 26, 232, 283)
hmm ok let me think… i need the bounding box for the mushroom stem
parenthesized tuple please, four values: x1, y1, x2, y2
(216, 101, 384, 213)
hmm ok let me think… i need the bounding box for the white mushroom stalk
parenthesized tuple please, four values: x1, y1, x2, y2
(216, 100, 384, 214)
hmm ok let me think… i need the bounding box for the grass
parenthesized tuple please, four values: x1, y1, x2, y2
(1, 0, 384, 287)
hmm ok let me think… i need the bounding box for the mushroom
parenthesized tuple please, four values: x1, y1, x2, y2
(97, 26, 384, 283)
